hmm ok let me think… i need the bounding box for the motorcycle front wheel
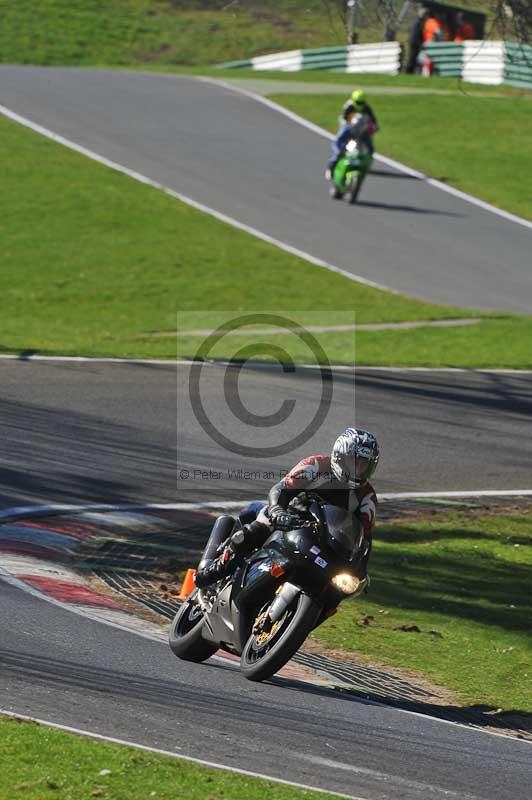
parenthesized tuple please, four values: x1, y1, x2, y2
(168, 590, 218, 663)
(349, 173, 365, 204)
(240, 592, 320, 682)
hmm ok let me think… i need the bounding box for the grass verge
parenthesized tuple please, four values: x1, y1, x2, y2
(152, 66, 532, 98)
(0, 0, 342, 67)
(272, 92, 532, 221)
(175, 317, 532, 369)
(1, 112, 482, 357)
(4, 110, 531, 367)
(313, 509, 532, 714)
(0, 0, 499, 69)
(0, 716, 331, 800)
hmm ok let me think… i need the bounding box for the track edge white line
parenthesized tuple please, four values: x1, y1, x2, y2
(2, 353, 532, 374)
(2, 500, 530, 744)
(198, 76, 532, 231)
(0, 101, 394, 295)
(0, 709, 366, 800)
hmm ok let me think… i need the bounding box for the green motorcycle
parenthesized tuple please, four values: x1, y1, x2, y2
(330, 138, 373, 205)
(330, 113, 375, 204)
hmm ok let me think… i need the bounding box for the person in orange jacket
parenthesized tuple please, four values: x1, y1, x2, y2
(422, 12, 442, 43)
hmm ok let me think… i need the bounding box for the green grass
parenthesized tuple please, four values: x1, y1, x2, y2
(0, 716, 331, 800)
(313, 510, 532, 713)
(158, 66, 532, 98)
(3, 107, 532, 368)
(0, 0, 382, 67)
(176, 317, 532, 368)
(1, 112, 482, 361)
(0, 0, 503, 69)
(272, 92, 532, 220)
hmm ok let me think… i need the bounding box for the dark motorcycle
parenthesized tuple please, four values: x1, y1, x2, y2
(168, 496, 369, 682)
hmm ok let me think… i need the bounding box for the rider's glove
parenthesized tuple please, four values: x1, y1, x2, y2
(269, 506, 303, 531)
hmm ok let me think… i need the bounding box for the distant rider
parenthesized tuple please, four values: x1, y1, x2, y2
(195, 428, 380, 588)
(326, 90, 379, 180)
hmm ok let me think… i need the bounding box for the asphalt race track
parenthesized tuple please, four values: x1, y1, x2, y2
(1, 65, 532, 799)
(2, 573, 532, 800)
(1, 360, 532, 509)
(1, 65, 531, 312)
(1, 359, 532, 798)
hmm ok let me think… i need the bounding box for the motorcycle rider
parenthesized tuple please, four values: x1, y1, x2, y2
(326, 90, 379, 180)
(194, 428, 379, 589)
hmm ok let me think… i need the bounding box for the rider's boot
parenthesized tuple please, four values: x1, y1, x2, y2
(194, 529, 247, 588)
(325, 156, 339, 181)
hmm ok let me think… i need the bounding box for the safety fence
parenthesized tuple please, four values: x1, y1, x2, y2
(219, 42, 402, 75)
(505, 42, 532, 89)
(425, 40, 532, 87)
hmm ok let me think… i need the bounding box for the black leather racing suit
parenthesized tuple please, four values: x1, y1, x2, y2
(239, 454, 377, 575)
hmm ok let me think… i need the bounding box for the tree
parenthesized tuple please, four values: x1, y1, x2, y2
(495, 1, 532, 46)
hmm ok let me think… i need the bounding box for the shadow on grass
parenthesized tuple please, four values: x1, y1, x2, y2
(368, 542, 532, 634)
(378, 523, 531, 546)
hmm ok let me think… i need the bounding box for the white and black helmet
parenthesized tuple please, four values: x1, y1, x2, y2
(331, 428, 379, 488)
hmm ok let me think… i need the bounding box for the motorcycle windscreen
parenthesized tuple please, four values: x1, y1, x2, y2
(321, 504, 363, 562)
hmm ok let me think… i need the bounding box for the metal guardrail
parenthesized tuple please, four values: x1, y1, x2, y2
(505, 42, 532, 89)
(425, 40, 532, 88)
(218, 40, 531, 88)
(344, 42, 402, 74)
(218, 42, 402, 75)
(463, 41, 505, 85)
(424, 42, 463, 77)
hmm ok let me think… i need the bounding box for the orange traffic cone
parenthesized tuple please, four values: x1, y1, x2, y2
(177, 568, 196, 601)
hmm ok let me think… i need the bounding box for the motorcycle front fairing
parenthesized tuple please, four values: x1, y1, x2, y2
(239, 525, 343, 599)
(200, 579, 244, 652)
(321, 504, 366, 564)
(234, 536, 290, 609)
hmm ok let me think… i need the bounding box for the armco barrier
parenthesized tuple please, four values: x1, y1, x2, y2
(504, 42, 532, 89)
(462, 41, 505, 85)
(218, 42, 401, 75)
(424, 42, 463, 77)
(251, 49, 303, 71)
(302, 46, 351, 71)
(219, 40, 531, 88)
(425, 40, 532, 87)
(345, 42, 401, 74)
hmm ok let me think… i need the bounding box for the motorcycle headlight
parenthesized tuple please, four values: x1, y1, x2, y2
(331, 573, 360, 595)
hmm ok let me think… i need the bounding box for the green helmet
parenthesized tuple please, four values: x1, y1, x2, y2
(351, 90, 366, 108)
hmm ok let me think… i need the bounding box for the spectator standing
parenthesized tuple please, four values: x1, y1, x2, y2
(422, 10, 443, 43)
(406, 5, 428, 73)
(419, 9, 443, 76)
(454, 12, 476, 41)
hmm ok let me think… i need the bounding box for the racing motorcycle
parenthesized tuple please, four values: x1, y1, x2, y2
(168, 495, 369, 682)
(330, 113, 375, 204)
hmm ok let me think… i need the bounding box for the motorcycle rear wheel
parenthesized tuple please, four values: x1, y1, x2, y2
(240, 592, 320, 682)
(168, 591, 218, 663)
